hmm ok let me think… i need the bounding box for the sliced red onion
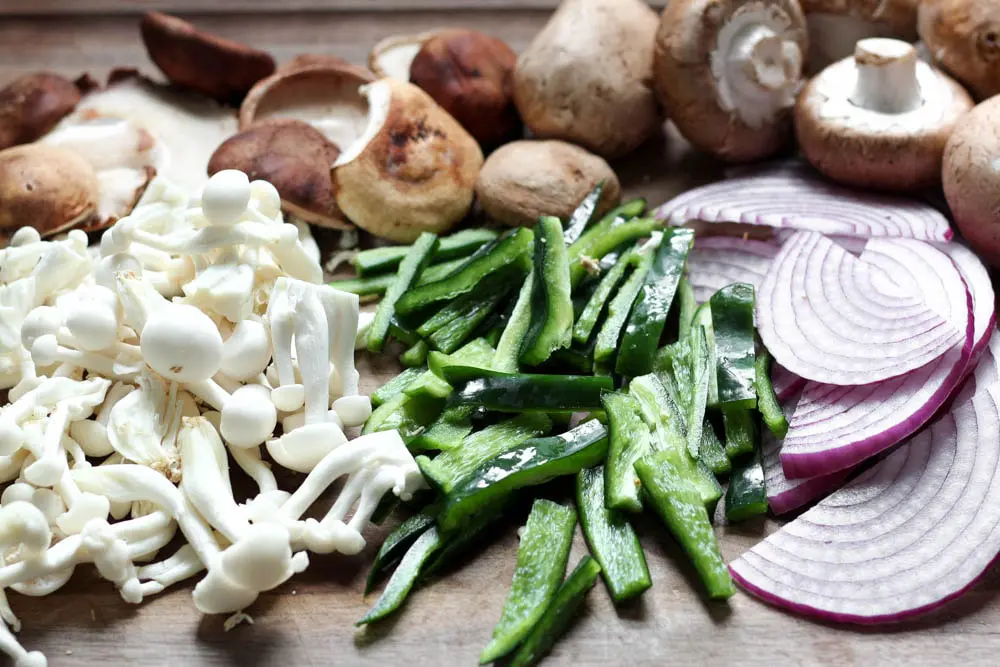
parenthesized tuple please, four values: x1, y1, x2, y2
(779, 239, 973, 479)
(731, 378, 1000, 624)
(756, 231, 964, 386)
(686, 237, 779, 303)
(771, 363, 804, 403)
(936, 242, 996, 362)
(764, 427, 850, 515)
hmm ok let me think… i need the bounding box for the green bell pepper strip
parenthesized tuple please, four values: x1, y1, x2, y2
(685, 323, 711, 458)
(603, 391, 653, 513)
(710, 283, 757, 409)
(677, 278, 697, 339)
(754, 345, 789, 439)
(576, 465, 652, 603)
(572, 249, 633, 345)
(410, 415, 472, 452)
(634, 450, 735, 600)
(698, 419, 731, 475)
(520, 216, 574, 366)
(429, 286, 511, 354)
(417, 413, 552, 493)
(443, 367, 614, 413)
(548, 345, 595, 374)
(616, 229, 694, 377)
(403, 371, 452, 400)
(562, 182, 605, 245)
(331, 258, 470, 298)
(593, 250, 653, 372)
(438, 419, 609, 533)
(568, 198, 647, 262)
(367, 232, 439, 353)
(479, 499, 576, 665)
(691, 301, 719, 406)
(371, 366, 425, 408)
(364, 512, 436, 594)
(396, 227, 533, 315)
(362, 392, 443, 444)
(508, 555, 602, 667)
(426, 339, 496, 378)
(357, 527, 442, 625)
(725, 446, 768, 522)
(569, 217, 662, 287)
(723, 406, 757, 459)
(494, 270, 534, 373)
(422, 501, 508, 577)
(353, 228, 500, 277)
(387, 318, 421, 347)
(400, 340, 429, 367)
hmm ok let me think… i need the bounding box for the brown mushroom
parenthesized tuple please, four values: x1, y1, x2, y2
(0, 73, 81, 151)
(369, 29, 520, 147)
(0, 144, 99, 239)
(796, 38, 973, 191)
(513, 0, 660, 159)
(800, 0, 919, 71)
(918, 0, 1000, 100)
(207, 119, 350, 229)
(280, 54, 363, 74)
(654, 0, 808, 162)
(943, 95, 1000, 266)
(476, 140, 621, 227)
(140, 11, 276, 105)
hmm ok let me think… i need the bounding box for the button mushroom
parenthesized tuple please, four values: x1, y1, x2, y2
(918, 0, 1000, 100)
(513, 0, 660, 159)
(653, 0, 808, 162)
(801, 0, 919, 71)
(796, 37, 973, 191)
(0, 72, 81, 151)
(369, 28, 520, 147)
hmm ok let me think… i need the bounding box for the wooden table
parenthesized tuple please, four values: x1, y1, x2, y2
(3, 3, 1000, 666)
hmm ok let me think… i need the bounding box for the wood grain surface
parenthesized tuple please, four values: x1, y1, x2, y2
(2, 6, 999, 667)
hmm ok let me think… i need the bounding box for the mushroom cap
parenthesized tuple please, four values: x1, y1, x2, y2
(0, 144, 99, 239)
(280, 54, 366, 74)
(653, 0, 808, 162)
(140, 11, 276, 104)
(513, 0, 661, 159)
(0, 72, 81, 151)
(943, 95, 1000, 266)
(333, 79, 484, 243)
(369, 31, 437, 80)
(795, 43, 974, 191)
(918, 0, 1000, 100)
(208, 118, 351, 229)
(475, 139, 621, 227)
(800, 0, 919, 33)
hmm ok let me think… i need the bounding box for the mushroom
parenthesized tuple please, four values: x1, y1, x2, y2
(0, 144, 99, 240)
(653, 0, 808, 162)
(942, 95, 1000, 266)
(918, 0, 1000, 100)
(140, 11, 276, 105)
(796, 37, 973, 191)
(369, 28, 520, 147)
(0, 72, 81, 151)
(801, 0, 919, 71)
(476, 140, 621, 227)
(513, 0, 660, 159)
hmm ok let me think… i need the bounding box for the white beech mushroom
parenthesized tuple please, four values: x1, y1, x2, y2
(653, 0, 809, 162)
(801, 0, 919, 71)
(918, 0, 1000, 100)
(796, 37, 973, 190)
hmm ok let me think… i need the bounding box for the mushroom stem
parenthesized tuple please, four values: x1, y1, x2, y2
(850, 38, 922, 114)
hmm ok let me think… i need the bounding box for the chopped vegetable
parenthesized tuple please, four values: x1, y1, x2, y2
(353, 229, 500, 276)
(593, 249, 652, 372)
(371, 366, 425, 408)
(602, 391, 652, 513)
(725, 447, 768, 522)
(697, 421, 731, 476)
(368, 232, 439, 353)
(753, 346, 789, 439)
(568, 197, 647, 262)
(710, 283, 757, 409)
(685, 324, 711, 458)
(410, 415, 473, 452)
(690, 301, 718, 405)
(365, 513, 436, 594)
(677, 278, 697, 338)
(443, 367, 614, 413)
(570, 217, 661, 286)
(520, 216, 574, 366)
(357, 527, 442, 625)
(331, 257, 469, 298)
(494, 271, 535, 373)
(429, 287, 511, 354)
(562, 182, 605, 245)
(573, 247, 633, 345)
(400, 340, 429, 367)
(723, 407, 756, 460)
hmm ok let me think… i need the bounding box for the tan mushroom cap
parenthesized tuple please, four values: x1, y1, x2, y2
(140, 11, 276, 104)
(0, 144, 99, 238)
(918, 0, 1000, 100)
(796, 38, 973, 191)
(476, 140, 621, 228)
(800, 0, 919, 33)
(0, 73, 81, 151)
(207, 118, 351, 230)
(943, 95, 1000, 267)
(654, 0, 808, 162)
(333, 79, 484, 243)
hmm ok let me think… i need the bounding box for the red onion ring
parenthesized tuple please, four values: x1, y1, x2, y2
(686, 237, 779, 303)
(763, 425, 850, 516)
(772, 363, 804, 403)
(936, 242, 996, 363)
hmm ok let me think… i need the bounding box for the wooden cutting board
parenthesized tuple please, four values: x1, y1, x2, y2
(3, 4, 1000, 666)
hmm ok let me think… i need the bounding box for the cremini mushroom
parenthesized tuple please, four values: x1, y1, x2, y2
(801, 0, 919, 71)
(369, 28, 520, 147)
(0, 144, 99, 240)
(918, 0, 1000, 100)
(654, 0, 808, 162)
(943, 95, 1000, 266)
(513, 0, 660, 159)
(796, 37, 973, 190)
(140, 11, 276, 104)
(475, 139, 621, 227)
(0, 72, 81, 151)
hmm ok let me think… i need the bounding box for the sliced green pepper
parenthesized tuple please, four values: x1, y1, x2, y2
(494, 271, 534, 373)
(616, 229, 694, 377)
(429, 286, 511, 354)
(710, 283, 757, 409)
(677, 278, 697, 339)
(438, 419, 608, 533)
(577, 465, 651, 603)
(573, 249, 633, 345)
(593, 249, 653, 373)
(402, 370, 452, 400)
(364, 513, 436, 594)
(568, 198, 647, 262)
(508, 555, 602, 667)
(520, 216, 574, 366)
(691, 302, 719, 406)
(634, 450, 734, 600)
(723, 406, 757, 459)
(443, 367, 614, 413)
(410, 415, 472, 452)
(426, 339, 496, 378)
(400, 340, 429, 367)
(367, 232, 439, 353)
(362, 392, 442, 444)
(388, 318, 421, 347)
(353, 228, 500, 277)
(396, 228, 533, 315)
(480, 499, 576, 664)
(754, 345, 789, 439)
(698, 420, 731, 476)
(331, 258, 469, 299)
(725, 447, 768, 522)
(562, 182, 605, 245)
(371, 366, 425, 408)
(686, 323, 711, 459)
(569, 217, 662, 287)
(602, 392, 652, 513)
(357, 527, 442, 625)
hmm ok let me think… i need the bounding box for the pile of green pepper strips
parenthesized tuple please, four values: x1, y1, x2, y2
(332, 184, 789, 666)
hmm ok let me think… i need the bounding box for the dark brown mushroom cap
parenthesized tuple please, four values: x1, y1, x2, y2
(801, 0, 919, 34)
(918, 0, 1000, 100)
(140, 11, 276, 105)
(0, 73, 81, 151)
